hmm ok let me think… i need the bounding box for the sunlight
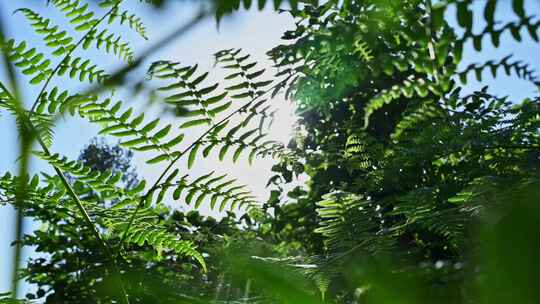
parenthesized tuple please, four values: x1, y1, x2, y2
(268, 98, 298, 145)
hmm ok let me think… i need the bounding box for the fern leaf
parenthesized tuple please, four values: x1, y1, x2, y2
(158, 172, 258, 211)
(16, 8, 76, 56)
(2, 39, 53, 85)
(78, 98, 184, 163)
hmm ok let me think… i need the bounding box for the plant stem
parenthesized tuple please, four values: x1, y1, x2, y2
(0, 5, 27, 297)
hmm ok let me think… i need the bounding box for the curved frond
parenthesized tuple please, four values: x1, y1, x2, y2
(156, 171, 259, 211)
(78, 98, 185, 164)
(15, 8, 76, 57)
(1, 39, 53, 85)
(101, 206, 206, 270)
(215, 48, 273, 100)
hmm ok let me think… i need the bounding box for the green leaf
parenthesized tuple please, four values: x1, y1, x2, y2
(188, 143, 200, 169)
(194, 192, 207, 209)
(431, 3, 446, 30)
(173, 184, 186, 200)
(179, 118, 211, 129)
(203, 142, 217, 157)
(141, 118, 160, 133)
(191, 72, 208, 86)
(131, 113, 145, 127)
(226, 82, 249, 91)
(239, 128, 258, 141)
(233, 146, 246, 163)
(147, 154, 169, 164)
(198, 83, 219, 95)
(512, 0, 525, 17)
(231, 92, 252, 99)
(186, 188, 197, 205)
(484, 0, 497, 24)
(209, 101, 232, 116)
(248, 148, 258, 165)
(128, 180, 146, 195)
(247, 69, 265, 79)
(210, 194, 219, 209)
(219, 145, 230, 161)
(153, 124, 171, 140)
(203, 92, 227, 106)
(30, 73, 47, 84)
(165, 133, 185, 149)
(211, 120, 229, 136)
(120, 137, 146, 148)
(457, 2, 472, 31)
(219, 197, 230, 212)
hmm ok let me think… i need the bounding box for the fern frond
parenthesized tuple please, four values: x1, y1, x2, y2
(391, 188, 470, 251)
(391, 102, 447, 140)
(82, 28, 134, 62)
(0, 172, 66, 207)
(29, 113, 55, 147)
(1, 39, 53, 85)
(353, 40, 374, 63)
(78, 98, 185, 164)
(315, 191, 393, 254)
(148, 61, 227, 128)
(57, 55, 109, 83)
(107, 6, 148, 39)
(362, 74, 451, 128)
(201, 134, 284, 164)
(156, 171, 258, 211)
(192, 95, 279, 166)
(49, 0, 101, 32)
(460, 14, 539, 52)
(101, 206, 206, 270)
(0, 93, 56, 147)
(215, 48, 273, 100)
(33, 151, 143, 201)
(344, 133, 381, 170)
(44, 0, 134, 62)
(15, 8, 76, 57)
(35, 87, 98, 115)
(125, 223, 205, 269)
(457, 55, 539, 86)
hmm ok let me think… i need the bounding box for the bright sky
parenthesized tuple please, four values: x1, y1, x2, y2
(1, 0, 540, 297)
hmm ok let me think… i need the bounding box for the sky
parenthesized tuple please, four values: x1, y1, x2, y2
(1, 0, 540, 297)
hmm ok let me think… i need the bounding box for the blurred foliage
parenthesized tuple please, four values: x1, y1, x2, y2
(138, 0, 306, 22)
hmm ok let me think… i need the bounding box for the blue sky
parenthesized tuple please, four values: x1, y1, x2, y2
(1, 0, 540, 297)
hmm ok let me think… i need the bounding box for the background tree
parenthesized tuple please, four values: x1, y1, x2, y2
(265, 0, 540, 301)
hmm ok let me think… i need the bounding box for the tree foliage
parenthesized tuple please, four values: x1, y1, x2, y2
(265, 0, 540, 301)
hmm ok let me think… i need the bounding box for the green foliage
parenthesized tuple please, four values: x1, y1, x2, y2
(265, 0, 540, 301)
(0, 0, 288, 302)
(156, 170, 258, 211)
